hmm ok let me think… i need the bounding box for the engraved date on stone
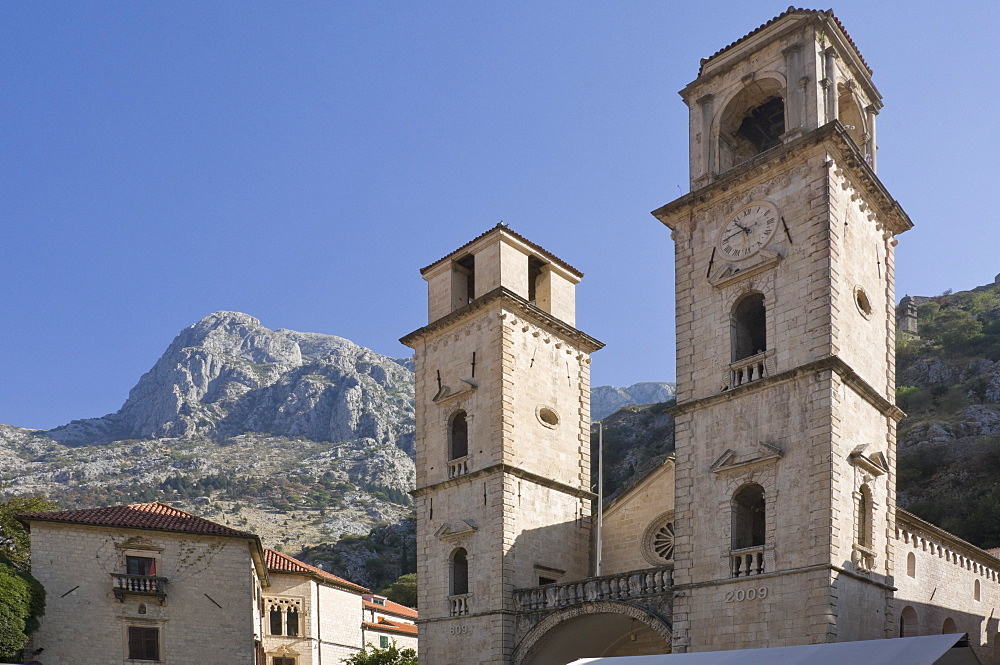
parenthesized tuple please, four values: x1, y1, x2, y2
(724, 587, 767, 602)
(449, 625, 470, 635)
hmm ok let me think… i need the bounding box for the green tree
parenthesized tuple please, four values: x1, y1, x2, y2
(0, 557, 45, 661)
(380, 573, 417, 608)
(341, 641, 417, 665)
(0, 495, 56, 571)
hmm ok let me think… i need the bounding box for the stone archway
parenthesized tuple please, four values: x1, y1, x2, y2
(514, 601, 671, 665)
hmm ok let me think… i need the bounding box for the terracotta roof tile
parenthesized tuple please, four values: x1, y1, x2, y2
(364, 595, 418, 620)
(699, 8, 871, 77)
(419, 223, 584, 278)
(264, 548, 367, 593)
(19, 502, 256, 539)
(363, 618, 418, 636)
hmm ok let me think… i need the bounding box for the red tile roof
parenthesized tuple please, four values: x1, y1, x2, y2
(264, 548, 368, 593)
(363, 618, 418, 637)
(699, 8, 871, 77)
(419, 223, 584, 278)
(364, 595, 418, 620)
(18, 502, 256, 539)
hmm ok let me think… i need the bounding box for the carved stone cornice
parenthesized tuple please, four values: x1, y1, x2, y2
(400, 286, 603, 353)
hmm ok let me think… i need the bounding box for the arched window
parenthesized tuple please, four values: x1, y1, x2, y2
(857, 484, 873, 549)
(836, 84, 866, 153)
(449, 411, 468, 461)
(286, 606, 299, 636)
(899, 606, 919, 638)
(732, 293, 766, 362)
(718, 80, 786, 172)
(943, 618, 958, 634)
(976, 579, 982, 601)
(732, 483, 766, 550)
(906, 551, 916, 577)
(451, 548, 469, 596)
(269, 604, 283, 636)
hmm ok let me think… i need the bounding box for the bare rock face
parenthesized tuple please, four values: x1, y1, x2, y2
(591, 382, 676, 421)
(43, 312, 415, 451)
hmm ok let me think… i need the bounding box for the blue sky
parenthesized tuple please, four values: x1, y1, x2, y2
(2, 2, 998, 430)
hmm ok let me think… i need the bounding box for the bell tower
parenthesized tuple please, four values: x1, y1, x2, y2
(401, 224, 602, 665)
(653, 9, 912, 651)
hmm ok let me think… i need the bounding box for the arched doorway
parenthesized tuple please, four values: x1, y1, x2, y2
(514, 602, 671, 665)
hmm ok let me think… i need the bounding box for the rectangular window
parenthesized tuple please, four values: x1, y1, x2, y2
(127, 626, 160, 661)
(126, 556, 156, 576)
(273, 658, 296, 665)
(380, 635, 390, 648)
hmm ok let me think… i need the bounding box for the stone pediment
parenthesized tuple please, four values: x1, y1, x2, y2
(849, 445, 889, 476)
(435, 520, 478, 541)
(710, 441, 783, 473)
(433, 379, 477, 404)
(708, 249, 783, 289)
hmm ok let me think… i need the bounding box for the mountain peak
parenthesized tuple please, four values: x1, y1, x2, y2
(44, 314, 415, 449)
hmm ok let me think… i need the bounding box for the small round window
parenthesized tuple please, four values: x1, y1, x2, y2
(855, 286, 873, 319)
(536, 406, 560, 429)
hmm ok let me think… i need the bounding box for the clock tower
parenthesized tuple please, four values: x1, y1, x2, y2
(652, 9, 912, 651)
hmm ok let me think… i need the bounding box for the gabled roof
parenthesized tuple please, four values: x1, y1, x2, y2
(264, 548, 368, 593)
(698, 7, 871, 77)
(419, 223, 584, 278)
(18, 501, 256, 539)
(363, 618, 418, 637)
(364, 594, 418, 620)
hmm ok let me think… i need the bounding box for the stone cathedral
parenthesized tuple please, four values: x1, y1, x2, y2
(402, 9, 1000, 665)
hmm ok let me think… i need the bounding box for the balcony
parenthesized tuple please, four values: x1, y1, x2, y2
(730, 546, 765, 577)
(513, 567, 672, 613)
(726, 351, 772, 389)
(449, 593, 471, 616)
(112, 573, 168, 603)
(447, 455, 470, 479)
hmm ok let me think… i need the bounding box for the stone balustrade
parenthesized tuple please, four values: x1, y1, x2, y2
(513, 567, 672, 612)
(449, 593, 471, 616)
(728, 352, 769, 389)
(111, 573, 168, 602)
(447, 456, 470, 479)
(730, 546, 766, 577)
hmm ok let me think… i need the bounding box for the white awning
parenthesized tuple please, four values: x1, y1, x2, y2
(570, 634, 980, 665)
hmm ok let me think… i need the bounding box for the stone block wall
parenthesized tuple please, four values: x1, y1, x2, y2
(601, 462, 674, 575)
(29, 523, 258, 665)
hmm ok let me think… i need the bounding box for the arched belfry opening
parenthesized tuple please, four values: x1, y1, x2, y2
(718, 79, 785, 172)
(450, 548, 469, 596)
(449, 410, 468, 460)
(837, 84, 866, 153)
(731, 483, 766, 550)
(731, 292, 766, 362)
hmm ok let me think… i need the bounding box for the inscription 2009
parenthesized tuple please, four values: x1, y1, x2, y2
(724, 587, 767, 602)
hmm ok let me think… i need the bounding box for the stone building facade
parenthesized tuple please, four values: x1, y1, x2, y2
(404, 8, 1000, 665)
(19, 502, 418, 665)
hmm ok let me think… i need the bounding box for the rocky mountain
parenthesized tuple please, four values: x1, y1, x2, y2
(893, 278, 1000, 548)
(1, 312, 416, 572)
(45, 311, 415, 452)
(591, 382, 676, 421)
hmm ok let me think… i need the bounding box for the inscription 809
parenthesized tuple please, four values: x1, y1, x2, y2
(724, 587, 768, 602)
(449, 625, 469, 635)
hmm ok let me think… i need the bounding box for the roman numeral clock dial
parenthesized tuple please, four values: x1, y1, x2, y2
(718, 202, 779, 260)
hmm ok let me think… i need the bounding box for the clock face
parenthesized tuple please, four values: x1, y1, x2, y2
(719, 203, 778, 260)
